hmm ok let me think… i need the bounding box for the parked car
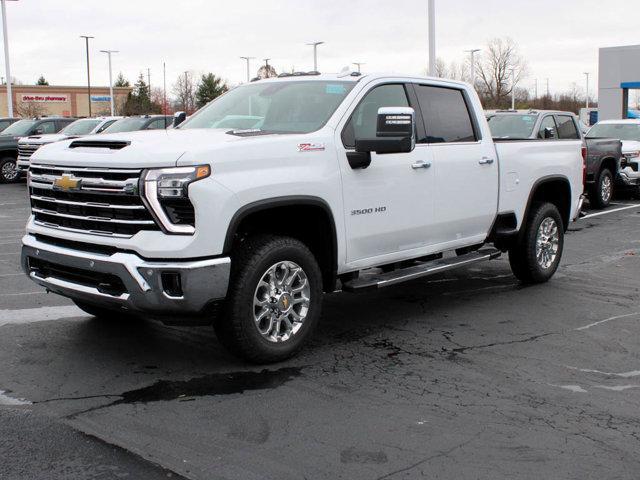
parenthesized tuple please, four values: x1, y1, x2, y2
(0, 117, 20, 133)
(16, 116, 122, 176)
(0, 116, 76, 183)
(101, 115, 173, 134)
(21, 73, 584, 363)
(486, 110, 622, 208)
(585, 120, 640, 197)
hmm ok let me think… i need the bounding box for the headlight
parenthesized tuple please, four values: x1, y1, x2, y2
(142, 165, 210, 234)
(624, 151, 640, 160)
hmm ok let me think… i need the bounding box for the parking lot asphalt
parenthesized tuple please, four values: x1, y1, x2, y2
(1, 181, 640, 480)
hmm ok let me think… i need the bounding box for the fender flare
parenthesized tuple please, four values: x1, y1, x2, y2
(521, 175, 572, 234)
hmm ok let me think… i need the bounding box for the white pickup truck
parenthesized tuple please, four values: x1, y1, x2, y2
(21, 73, 584, 362)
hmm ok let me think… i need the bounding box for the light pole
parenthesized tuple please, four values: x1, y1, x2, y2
(352, 62, 365, 73)
(465, 49, 480, 88)
(546, 78, 550, 98)
(147, 67, 151, 98)
(80, 35, 94, 116)
(584, 72, 590, 109)
(100, 50, 118, 116)
(1, 0, 17, 117)
(510, 69, 516, 110)
(428, 0, 436, 76)
(306, 41, 324, 72)
(534, 78, 538, 100)
(239, 56, 254, 82)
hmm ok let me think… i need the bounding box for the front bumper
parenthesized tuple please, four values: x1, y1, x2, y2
(21, 234, 230, 317)
(617, 167, 640, 187)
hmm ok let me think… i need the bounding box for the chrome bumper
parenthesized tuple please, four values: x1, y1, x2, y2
(21, 234, 230, 316)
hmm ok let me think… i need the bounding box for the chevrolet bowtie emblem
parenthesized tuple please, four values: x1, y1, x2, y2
(53, 174, 82, 192)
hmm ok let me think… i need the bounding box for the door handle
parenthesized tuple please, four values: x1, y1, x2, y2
(479, 157, 494, 165)
(411, 160, 432, 170)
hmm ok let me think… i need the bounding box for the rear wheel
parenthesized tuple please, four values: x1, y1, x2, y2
(590, 168, 613, 209)
(215, 235, 323, 363)
(508, 202, 564, 284)
(0, 157, 18, 183)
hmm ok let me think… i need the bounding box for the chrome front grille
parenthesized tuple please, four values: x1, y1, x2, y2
(18, 143, 41, 160)
(28, 164, 160, 238)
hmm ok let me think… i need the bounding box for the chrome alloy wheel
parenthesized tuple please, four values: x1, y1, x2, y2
(253, 261, 311, 343)
(1, 160, 17, 181)
(535, 217, 559, 269)
(601, 174, 612, 203)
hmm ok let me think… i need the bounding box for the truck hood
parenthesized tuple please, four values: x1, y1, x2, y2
(20, 133, 74, 145)
(30, 128, 249, 168)
(621, 140, 640, 154)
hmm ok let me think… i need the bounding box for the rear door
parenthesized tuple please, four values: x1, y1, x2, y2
(337, 81, 435, 266)
(412, 83, 498, 246)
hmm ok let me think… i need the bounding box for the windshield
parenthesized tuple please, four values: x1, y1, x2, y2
(586, 123, 640, 142)
(180, 80, 355, 134)
(486, 114, 538, 139)
(102, 117, 149, 133)
(2, 119, 37, 136)
(61, 119, 101, 135)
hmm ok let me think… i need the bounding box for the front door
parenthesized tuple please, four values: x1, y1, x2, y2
(337, 82, 435, 267)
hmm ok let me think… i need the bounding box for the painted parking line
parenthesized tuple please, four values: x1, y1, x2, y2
(582, 203, 640, 219)
(0, 305, 85, 327)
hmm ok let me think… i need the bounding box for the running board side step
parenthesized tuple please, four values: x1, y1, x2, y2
(341, 248, 502, 293)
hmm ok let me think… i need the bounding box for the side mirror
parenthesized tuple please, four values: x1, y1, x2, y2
(355, 107, 415, 154)
(543, 127, 554, 139)
(173, 111, 187, 127)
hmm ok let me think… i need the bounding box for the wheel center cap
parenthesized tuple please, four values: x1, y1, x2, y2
(277, 292, 292, 313)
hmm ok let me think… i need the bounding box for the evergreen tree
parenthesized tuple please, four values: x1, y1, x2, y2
(122, 73, 160, 115)
(195, 73, 228, 108)
(114, 72, 130, 87)
(36, 75, 49, 86)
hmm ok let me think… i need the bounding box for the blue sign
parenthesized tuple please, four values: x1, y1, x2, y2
(90, 95, 111, 102)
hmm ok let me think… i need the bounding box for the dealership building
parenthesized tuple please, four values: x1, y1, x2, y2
(598, 44, 640, 120)
(0, 84, 132, 118)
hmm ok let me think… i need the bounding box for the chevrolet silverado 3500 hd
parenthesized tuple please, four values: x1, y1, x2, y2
(21, 73, 584, 362)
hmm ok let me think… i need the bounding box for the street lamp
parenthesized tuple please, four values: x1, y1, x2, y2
(239, 56, 254, 83)
(584, 72, 590, 109)
(464, 49, 480, 88)
(1, 0, 18, 118)
(352, 62, 365, 73)
(428, 0, 436, 76)
(80, 35, 94, 116)
(510, 68, 516, 110)
(306, 41, 324, 72)
(100, 50, 118, 116)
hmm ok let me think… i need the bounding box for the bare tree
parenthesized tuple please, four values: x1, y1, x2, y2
(434, 58, 448, 78)
(15, 101, 47, 118)
(477, 38, 528, 109)
(172, 71, 197, 114)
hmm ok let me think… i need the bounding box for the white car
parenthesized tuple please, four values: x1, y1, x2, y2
(586, 119, 640, 190)
(16, 116, 121, 175)
(21, 73, 584, 362)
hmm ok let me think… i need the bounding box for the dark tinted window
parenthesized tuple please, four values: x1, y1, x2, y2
(342, 84, 409, 148)
(414, 85, 476, 143)
(556, 115, 580, 139)
(37, 121, 57, 134)
(538, 116, 558, 139)
(146, 119, 167, 130)
(0, 120, 12, 131)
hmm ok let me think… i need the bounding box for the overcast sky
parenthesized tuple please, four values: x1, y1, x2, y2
(3, 0, 637, 98)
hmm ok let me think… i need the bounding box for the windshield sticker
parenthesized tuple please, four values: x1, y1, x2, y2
(326, 84, 347, 95)
(298, 142, 325, 152)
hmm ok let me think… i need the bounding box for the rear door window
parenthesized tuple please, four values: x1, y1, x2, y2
(414, 85, 477, 143)
(538, 116, 558, 139)
(555, 115, 580, 139)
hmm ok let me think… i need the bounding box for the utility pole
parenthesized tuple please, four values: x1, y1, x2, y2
(100, 50, 118, 116)
(183, 71, 189, 113)
(147, 68, 151, 99)
(584, 72, 590, 109)
(534, 78, 538, 100)
(352, 62, 365, 73)
(1, 0, 17, 117)
(163, 61, 167, 117)
(510, 69, 516, 110)
(465, 49, 480, 88)
(306, 42, 324, 72)
(428, 0, 436, 76)
(546, 78, 550, 98)
(80, 35, 94, 116)
(239, 56, 254, 82)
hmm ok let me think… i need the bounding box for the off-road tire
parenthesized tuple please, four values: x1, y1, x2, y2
(508, 202, 564, 284)
(215, 235, 323, 363)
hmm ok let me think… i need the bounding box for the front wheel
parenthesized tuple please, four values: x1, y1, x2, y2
(590, 168, 613, 209)
(215, 235, 323, 363)
(0, 157, 19, 183)
(508, 202, 564, 284)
